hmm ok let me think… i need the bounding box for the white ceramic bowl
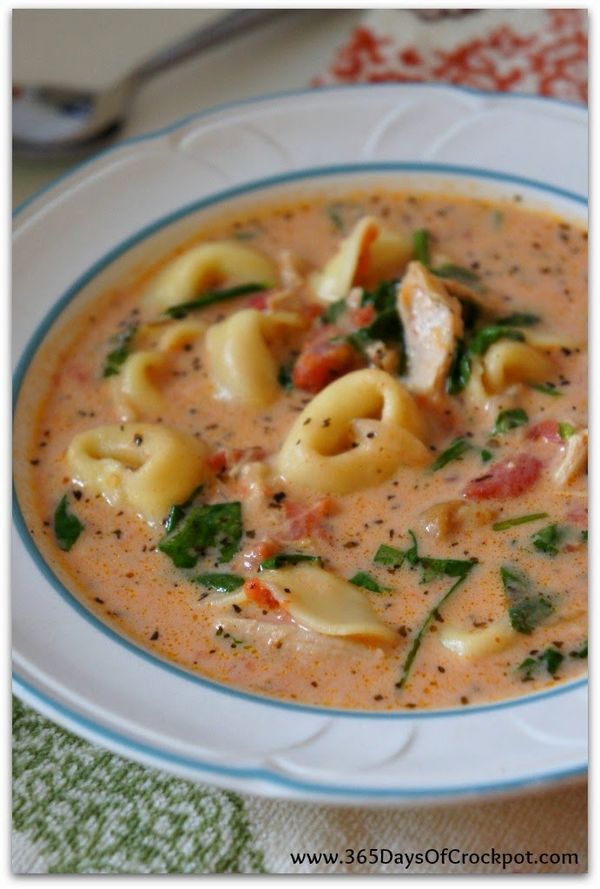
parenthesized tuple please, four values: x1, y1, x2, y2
(13, 84, 588, 805)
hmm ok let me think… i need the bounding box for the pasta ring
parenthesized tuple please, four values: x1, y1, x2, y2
(277, 368, 429, 494)
(205, 308, 302, 409)
(142, 241, 277, 314)
(66, 423, 208, 525)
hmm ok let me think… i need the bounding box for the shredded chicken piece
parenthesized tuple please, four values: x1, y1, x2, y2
(554, 429, 588, 486)
(237, 459, 271, 494)
(397, 261, 464, 398)
(265, 250, 307, 312)
(417, 499, 498, 539)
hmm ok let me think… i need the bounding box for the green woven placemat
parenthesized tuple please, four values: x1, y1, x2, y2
(12, 697, 265, 874)
(13, 696, 587, 875)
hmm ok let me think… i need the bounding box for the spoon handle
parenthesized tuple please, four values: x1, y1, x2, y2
(128, 9, 290, 85)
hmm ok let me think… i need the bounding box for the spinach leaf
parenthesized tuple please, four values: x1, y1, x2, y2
(102, 324, 138, 377)
(158, 502, 242, 568)
(403, 530, 420, 567)
(378, 531, 478, 689)
(509, 596, 554, 634)
(492, 408, 529, 435)
(446, 339, 472, 394)
(558, 422, 576, 440)
(428, 437, 472, 472)
(531, 383, 562, 397)
(164, 283, 268, 319)
(531, 523, 564, 556)
(518, 647, 564, 679)
(412, 228, 430, 266)
(163, 485, 204, 534)
(570, 640, 588, 659)
(456, 296, 482, 333)
(540, 648, 565, 674)
(361, 279, 398, 312)
(373, 544, 407, 569)
(195, 573, 244, 593)
(277, 364, 294, 391)
(495, 312, 540, 327)
(447, 327, 525, 395)
(375, 531, 475, 583)
(501, 564, 554, 634)
(337, 280, 406, 372)
(341, 309, 403, 352)
(418, 555, 478, 583)
(492, 512, 548, 531)
(500, 564, 531, 598)
(259, 552, 322, 570)
(432, 263, 482, 292)
(53, 494, 84, 552)
(365, 306, 403, 342)
(468, 325, 525, 356)
(397, 573, 470, 690)
(322, 298, 347, 323)
(349, 571, 390, 593)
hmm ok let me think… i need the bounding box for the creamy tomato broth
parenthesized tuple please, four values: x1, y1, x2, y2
(14, 189, 588, 711)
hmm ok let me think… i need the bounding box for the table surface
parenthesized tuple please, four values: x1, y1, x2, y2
(11, 8, 587, 876)
(12, 8, 361, 208)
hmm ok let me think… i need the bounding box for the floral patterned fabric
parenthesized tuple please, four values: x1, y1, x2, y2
(314, 8, 587, 103)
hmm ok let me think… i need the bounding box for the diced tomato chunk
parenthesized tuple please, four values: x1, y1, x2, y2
(526, 420, 562, 443)
(284, 496, 336, 539)
(207, 450, 228, 474)
(232, 446, 265, 464)
(302, 302, 325, 321)
(246, 292, 268, 310)
(292, 340, 361, 393)
(244, 579, 280, 610)
(463, 454, 543, 500)
(242, 539, 281, 571)
(566, 504, 588, 525)
(350, 304, 376, 327)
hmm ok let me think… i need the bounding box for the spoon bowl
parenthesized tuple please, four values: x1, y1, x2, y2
(12, 9, 288, 160)
(13, 80, 136, 159)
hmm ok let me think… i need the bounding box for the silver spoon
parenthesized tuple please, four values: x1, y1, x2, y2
(13, 9, 289, 160)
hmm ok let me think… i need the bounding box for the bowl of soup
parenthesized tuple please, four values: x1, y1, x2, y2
(12, 85, 587, 803)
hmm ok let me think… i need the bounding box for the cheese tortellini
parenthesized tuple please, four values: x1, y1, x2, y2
(205, 308, 303, 409)
(142, 241, 277, 314)
(311, 216, 412, 303)
(480, 341, 555, 394)
(112, 351, 168, 420)
(439, 614, 515, 658)
(66, 423, 208, 525)
(278, 368, 429, 495)
(466, 340, 555, 402)
(111, 320, 206, 421)
(259, 562, 397, 644)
